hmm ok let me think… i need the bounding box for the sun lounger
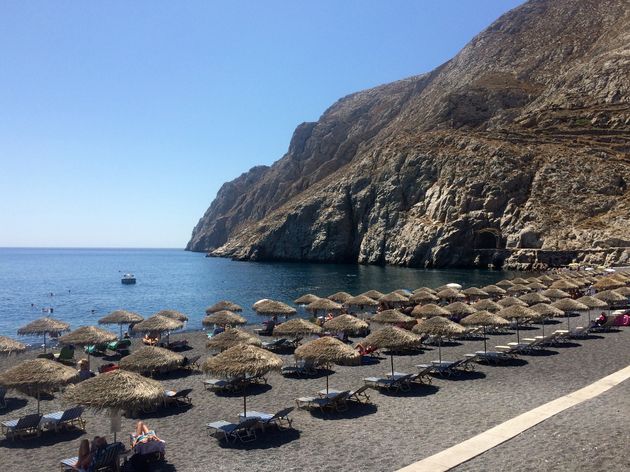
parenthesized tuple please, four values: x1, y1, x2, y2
(42, 406, 85, 432)
(296, 390, 350, 413)
(238, 407, 295, 430)
(207, 418, 258, 443)
(473, 350, 511, 364)
(107, 339, 132, 355)
(281, 359, 318, 377)
(84, 343, 108, 355)
(318, 385, 372, 403)
(61, 441, 126, 471)
(164, 388, 193, 407)
(181, 354, 201, 370)
(203, 376, 261, 392)
(262, 338, 291, 352)
(1, 413, 42, 440)
(363, 374, 412, 392)
(54, 346, 76, 366)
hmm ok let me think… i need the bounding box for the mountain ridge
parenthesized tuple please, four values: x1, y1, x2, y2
(187, 0, 630, 270)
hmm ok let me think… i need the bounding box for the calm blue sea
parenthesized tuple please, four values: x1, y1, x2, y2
(0, 248, 516, 343)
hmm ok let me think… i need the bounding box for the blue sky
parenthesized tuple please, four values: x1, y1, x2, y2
(0, 0, 524, 248)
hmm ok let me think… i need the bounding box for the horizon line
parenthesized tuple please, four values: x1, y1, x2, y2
(0, 246, 185, 250)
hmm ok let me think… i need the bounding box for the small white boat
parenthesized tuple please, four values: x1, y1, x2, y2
(121, 273, 136, 285)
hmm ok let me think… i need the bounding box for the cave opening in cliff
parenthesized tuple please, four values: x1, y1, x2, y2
(474, 229, 503, 250)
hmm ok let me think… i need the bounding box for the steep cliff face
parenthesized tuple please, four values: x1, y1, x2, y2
(188, 0, 630, 269)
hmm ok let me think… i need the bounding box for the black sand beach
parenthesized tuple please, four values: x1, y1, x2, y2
(0, 311, 628, 472)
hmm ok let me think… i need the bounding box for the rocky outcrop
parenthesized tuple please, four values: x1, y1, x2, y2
(188, 0, 630, 269)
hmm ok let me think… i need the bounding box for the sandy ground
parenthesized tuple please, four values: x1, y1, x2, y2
(0, 311, 628, 472)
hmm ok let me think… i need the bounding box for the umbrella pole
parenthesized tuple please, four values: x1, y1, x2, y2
(243, 389, 247, 417)
(587, 309, 591, 327)
(542, 317, 545, 337)
(567, 312, 570, 331)
(120, 324, 123, 339)
(326, 373, 329, 395)
(483, 326, 487, 354)
(43, 333, 47, 353)
(438, 337, 442, 363)
(390, 353, 394, 377)
(37, 387, 40, 414)
(516, 320, 520, 344)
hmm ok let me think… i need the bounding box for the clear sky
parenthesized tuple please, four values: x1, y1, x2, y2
(0, 0, 524, 248)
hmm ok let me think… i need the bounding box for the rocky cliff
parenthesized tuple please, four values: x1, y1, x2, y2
(187, 0, 630, 270)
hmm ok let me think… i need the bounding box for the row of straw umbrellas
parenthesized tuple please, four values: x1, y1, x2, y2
(0, 269, 628, 428)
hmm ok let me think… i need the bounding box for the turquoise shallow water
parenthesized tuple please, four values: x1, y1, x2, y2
(0, 248, 516, 343)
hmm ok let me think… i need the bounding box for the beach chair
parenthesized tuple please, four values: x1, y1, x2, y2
(363, 374, 412, 392)
(207, 418, 258, 443)
(63, 441, 125, 472)
(164, 388, 193, 407)
(84, 343, 108, 355)
(239, 407, 295, 430)
(295, 390, 350, 413)
(54, 346, 76, 366)
(0, 387, 6, 409)
(261, 338, 290, 352)
(203, 377, 245, 392)
(318, 385, 372, 404)
(107, 339, 132, 355)
(1, 413, 42, 440)
(181, 354, 201, 371)
(473, 350, 511, 364)
(164, 339, 189, 350)
(281, 359, 318, 377)
(42, 406, 86, 432)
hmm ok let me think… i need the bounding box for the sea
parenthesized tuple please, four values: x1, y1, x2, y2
(0, 248, 517, 344)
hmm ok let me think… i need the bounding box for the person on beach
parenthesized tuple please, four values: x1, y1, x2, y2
(74, 439, 91, 471)
(132, 421, 163, 447)
(78, 359, 94, 381)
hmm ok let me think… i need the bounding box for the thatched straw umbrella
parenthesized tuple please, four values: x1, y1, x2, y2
(202, 310, 247, 328)
(410, 291, 440, 304)
(462, 287, 489, 299)
(496, 280, 514, 288)
(530, 303, 564, 335)
(518, 292, 551, 306)
(411, 303, 450, 319)
(540, 288, 571, 300)
(412, 317, 465, 363)
(471, 299, 502, 313)
(527, 282, 547, 291)
(511, 277, 529, 285)
(0, 336, 27, 356)
(58, 326, 117, 368)
(480, 285, 507, 298)
(132, 315, 184, 345)
(460, 311, 509, 353)
(614, 286, 630, 297)
(273, 319, 322, 338)
(371, 309, 413, 324)
(506, 284, 532, 295)
(327, 292, 352, 303)
(294, 294, 320, 305)
(344, 295, 379, 309)
(549, 279, 579, 291)
(98, 310, 144, 338)
(362, 327, 422, 377)
(444, 302, 477, 319)
(202, 345, 282, 417)
(323, 315, 369, 335)
(0, 359, 78, 413)
(593, 290, 626, 305)
(206, 328, 262, 351)
(538, 275, 555, 284)
(593, 278, 624, 291)
(436, 288, 464, 302)
(413, 287, 437, 295)
(305, 298, 343, 313)
(63, 369, 164, 440)
(497, 297, 528, 308)
(17, 317, 70, 353)
(379, 292, 410, 306)
(295, 337, 360, 394)
(119, 346, 184, 375)
(360, 290, 385, 300)
(156, 309, 188, 322)
(206, 301, 243, 314)
(551, 299, 589, 331)
(576, 296, 609, 326)
(497, 305, 538, 343)
(252, 299, 297, 317)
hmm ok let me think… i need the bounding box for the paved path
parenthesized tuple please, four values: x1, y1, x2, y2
(397, 364, 630, 472)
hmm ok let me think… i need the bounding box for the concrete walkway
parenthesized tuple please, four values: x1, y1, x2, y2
(397, 364, 630, 472)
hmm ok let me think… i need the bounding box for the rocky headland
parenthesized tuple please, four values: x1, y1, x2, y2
(187, 0, 630, 270)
